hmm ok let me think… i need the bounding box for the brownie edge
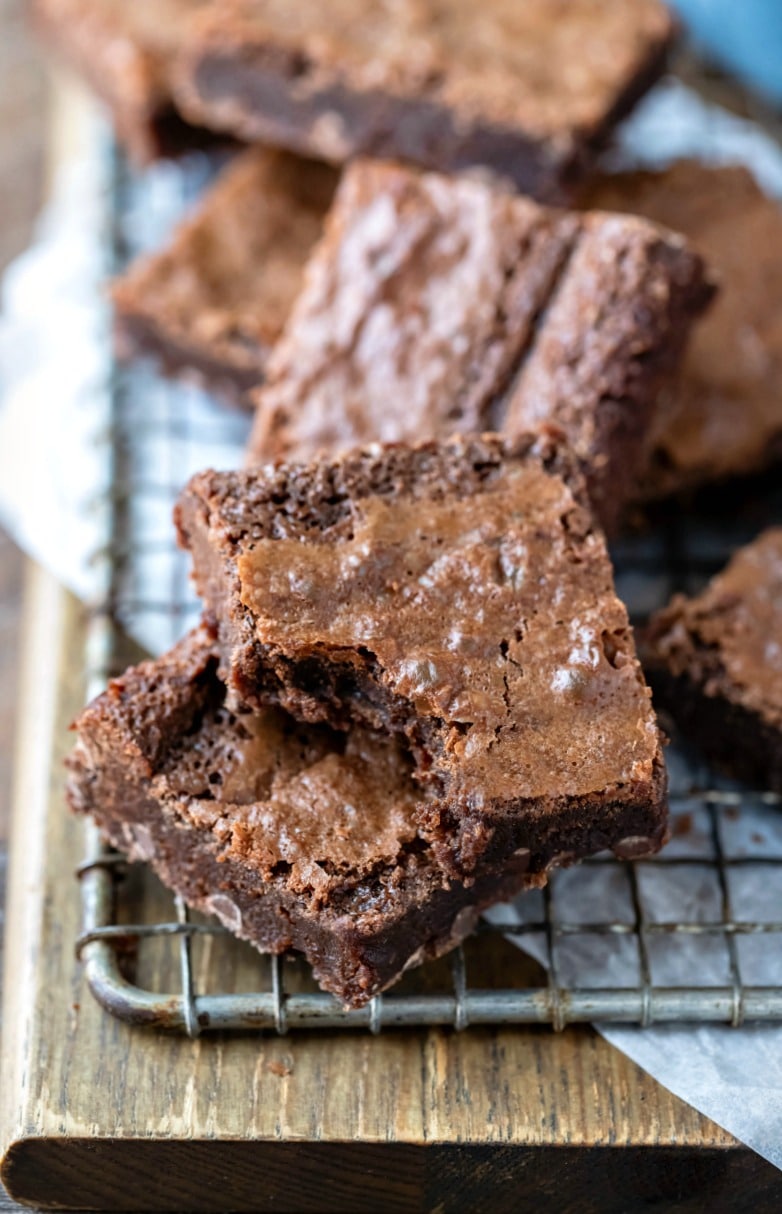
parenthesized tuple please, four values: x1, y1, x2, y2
(33, 0, 218, 164)
(585, 162, 782, 500)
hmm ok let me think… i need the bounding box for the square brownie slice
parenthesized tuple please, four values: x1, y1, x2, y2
(585, 162, 782, 499)
(645, 528, 782, 791)
(174, 0, 674, 200)
(66, 625, 548, 1007)
(34, 0, 215, 163)
(112, 148, 337, 405)
(176, 434, 668, 879)
(246, 160, 713, 532)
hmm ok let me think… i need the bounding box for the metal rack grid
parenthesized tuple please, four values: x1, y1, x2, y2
(76, 123, 782, 1036)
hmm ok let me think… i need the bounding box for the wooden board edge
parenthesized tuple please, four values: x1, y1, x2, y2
(0, 565, 81, 1180)
(2, 1137, 781, 1214)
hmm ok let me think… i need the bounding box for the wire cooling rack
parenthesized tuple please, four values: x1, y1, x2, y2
(77, 83, 782, 1034)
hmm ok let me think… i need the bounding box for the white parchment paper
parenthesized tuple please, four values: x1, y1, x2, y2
(3, 80, 782, 1167)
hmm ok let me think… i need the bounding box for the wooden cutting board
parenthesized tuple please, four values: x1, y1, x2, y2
(2, 566, 782, 1212)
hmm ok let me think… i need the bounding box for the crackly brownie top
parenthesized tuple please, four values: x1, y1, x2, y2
(183, 434, 662, 802)
(247, 158, 710, 504)
(112, 148, 337, 370)
(647, 528, 782, 730)
(585, 162, 782, 496)
(74, 625, 422, 908)
(184, 0, 673, 138)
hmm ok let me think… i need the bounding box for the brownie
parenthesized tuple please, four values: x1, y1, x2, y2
(585, 162, 782, 499)
(173, 0, 675, 201)
(34, 0, 215, 163)
(176, 434, 668, 880)
(112, 149, 337, 405)
(66, 624, 556, 1007)
(645, 528, 782, 791)
(245, 160, 713, 532)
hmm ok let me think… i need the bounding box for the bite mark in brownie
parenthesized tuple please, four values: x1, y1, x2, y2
(34, 0, 218, 164)
(645, 528, 782, 791)
(174, 0, 675, 200)
(176, 434, 668, 879)
(67, 625, 556, 1007)
(245, 160, 713, 532)
(112, 149, 337, 405)
(585, 162, 782, 499)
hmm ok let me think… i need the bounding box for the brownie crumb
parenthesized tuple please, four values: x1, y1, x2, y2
(267, 1057, 294, 1078)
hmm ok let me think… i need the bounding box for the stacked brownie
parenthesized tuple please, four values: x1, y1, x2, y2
(42, 0, 696, 483)
(69, 622, 540, 1006)
(111, 155, 711, 530)
(69, 435, 669, 1005)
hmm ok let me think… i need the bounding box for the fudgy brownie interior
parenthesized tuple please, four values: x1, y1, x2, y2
(67, 625, 569, 1006)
